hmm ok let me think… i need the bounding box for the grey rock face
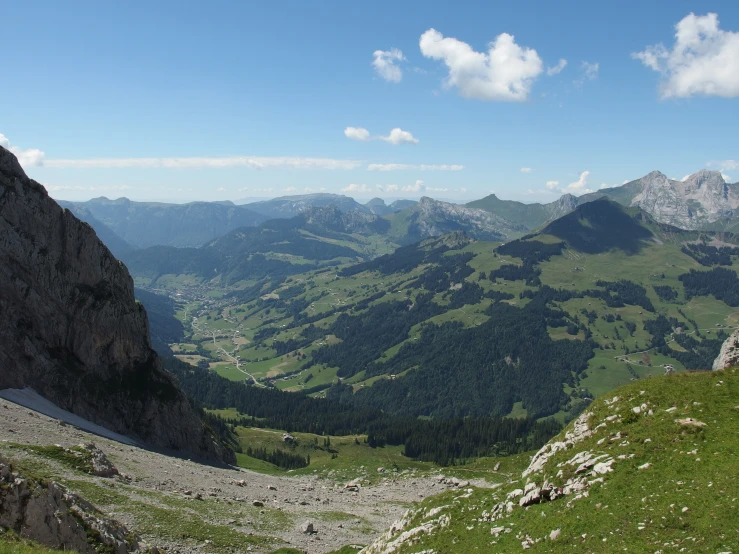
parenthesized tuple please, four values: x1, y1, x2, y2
(0, 455, 144, 553)
(0, 146, 232, 463)
(631, 170, 739, 229)
(414, 197, 526, 240)
(713, 329, 739, 370)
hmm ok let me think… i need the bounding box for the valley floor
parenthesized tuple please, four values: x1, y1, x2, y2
(0, 397, 499, 554)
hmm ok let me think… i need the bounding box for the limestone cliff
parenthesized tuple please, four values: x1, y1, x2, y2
(713, 329, 739, 370)
(0, 146, 233, 463)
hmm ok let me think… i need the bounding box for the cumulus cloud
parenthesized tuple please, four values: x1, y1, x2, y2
(377, 185, 400, 192)
(0, 133, 46, 168)
(380, 128, 419, 145)
(546, 59, 567, 76)
(372, 48, 405, 83)
(564, 171, 592, 194)
(367, 163, 464, 171)
(521, 167, 533, 173)
(44, 156, 362, 170)
(344, 127, 371, 141)
(633, 12, 739, 98)
(342, 183, 374, 193)
(419, 28, 543, 101)
(722, 173, 732, 181)
(402, 180, 427, 193)
(346, 127, 419, 144)
(544, 172, 592, 195)
(284, 187, 298, 193)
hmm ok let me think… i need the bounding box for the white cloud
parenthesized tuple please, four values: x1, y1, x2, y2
(0, 133, 46, 168)
(419, 28, 543, 101)
(346, 127, 419, 145)
(722, 173, 732, 181)
(564, 170, 592, 194)
(44, 156, 362, 170)
(402, 180, 426, 193)
(574, 61, 599, 86)
(633, 12, 739, 98)
(546, 59, 567, 76)
(216, 187, 226, 192)
(366, 163, 464, 171)
(542, 172, 592, 195)
(380, 128, 419, 145)
(342, 183, 373, 193)
(284, 187, 298, 193)
(708, 159, 739, 171)
(521, 167, 533, 173)
(345, 127, 371, 141)
(385, 184, 399, 192)
(681, 174, 691, 181)
(372, 48, 405, 83)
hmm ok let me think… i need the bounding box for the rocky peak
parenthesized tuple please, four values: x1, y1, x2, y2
(0, 146, 232, 463)
(713, 329, 739, 370)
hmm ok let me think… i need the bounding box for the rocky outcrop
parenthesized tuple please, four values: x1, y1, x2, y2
(713, 329, 739, 370)
(0, 146, 233, 463)
(0, 455, 145, 553)
(411, 197, 526, 241)
(302, 205, 388, 235)
(630, 170, 739, 230)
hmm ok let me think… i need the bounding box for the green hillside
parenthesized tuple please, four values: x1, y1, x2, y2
(140, 200, 739, 437)
(360, 366, 739, 553)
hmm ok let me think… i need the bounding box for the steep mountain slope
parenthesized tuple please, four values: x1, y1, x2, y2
(386, 196, 527, 243)
(57, 203, 136, 259)
(466, 193, 578, 231)
(0, 146, 232, 462)
(244, 193, 370, 219)
(363, 365, 739, 553)
(58, 197, 268, 248)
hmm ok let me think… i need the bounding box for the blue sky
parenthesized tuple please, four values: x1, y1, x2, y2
(2, 0, 738, 203)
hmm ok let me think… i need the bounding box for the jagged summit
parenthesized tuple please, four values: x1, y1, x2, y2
(0, 146, 232, 462)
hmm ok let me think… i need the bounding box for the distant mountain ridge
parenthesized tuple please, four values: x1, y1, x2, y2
(470, 169, 739, 234)
(58, 197, 269, 248)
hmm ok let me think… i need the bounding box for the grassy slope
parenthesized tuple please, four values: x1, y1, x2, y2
(366, 367, 739, 553)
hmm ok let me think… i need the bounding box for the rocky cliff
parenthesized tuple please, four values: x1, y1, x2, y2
(629, 170, 738, 230)
(409, 197, 526, 241)
(0, 454, 146, 553)
(713, 328, 739, 370)
(0, 146, 233, 463)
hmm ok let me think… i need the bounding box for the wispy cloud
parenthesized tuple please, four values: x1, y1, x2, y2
(366, 163, 464, 171)
(46, 184, 131, 192)
(574, 61, 599, 86)
(44, 156, 363, 170)
(520, 167, 533, 173)
(546, 59, 567, 76)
